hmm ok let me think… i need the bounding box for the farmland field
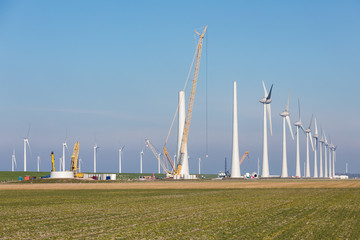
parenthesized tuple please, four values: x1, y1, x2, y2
(1, 183, 360, 239)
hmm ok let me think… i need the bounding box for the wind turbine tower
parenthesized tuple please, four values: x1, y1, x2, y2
(37, 156, 40, 172)
(294, 100, 305, 177)
(198, 157, 201, 175)
(231, 81, 241, 178)
(332, 145, 336, 177)
(318, 133, 324, 177)
(328, 142, 332, 178)
(280, 93, 294, 178)
(62, 142, 69, 171)
(312, 118, 319, 178)
(259, 82, 273, 177)
(119, 146, 125, 173)
(93, 144, 99, 173)
(304, 115, 314, 177)
(140, 150, 144, 174)
(324, 135, 328, 178)
(177, 90, 189, 178)
(12, 150, 17, 172)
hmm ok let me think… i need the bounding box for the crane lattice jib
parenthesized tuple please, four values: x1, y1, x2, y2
(239, 151, 249, 166)
(163, 147, 176, 172)
(145, 139, 169, 173)
(178, 26, 207, 170)
(70, 142, 79, 175)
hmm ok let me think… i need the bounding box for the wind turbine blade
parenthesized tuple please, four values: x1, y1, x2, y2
(27, 141, 32, 158)
(267, 104, 272, 136)
(286, 92, 290, 112)
(308, 114, 314, 129)
(298, 99, 301, 120)
(286, 116, 294, 140)
(314, 118, 318, 135)
(65, 143, 71, 156)
(300, 125, 306, 134)
(309, 132, 314, 151)
(267, 84, 273, 100)
(262, 81, 268, 96)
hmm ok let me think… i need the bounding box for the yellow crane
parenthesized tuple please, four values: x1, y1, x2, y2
(176, 26, 207, 175)
(146, 139, 174, 175)
(239, 151, 249, 166)
(51, 151, 55, 172)
(70, 142, 81, 177)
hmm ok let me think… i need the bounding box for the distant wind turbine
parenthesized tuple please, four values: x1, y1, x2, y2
(259, 81, 273, 177)
(140, 150, 144, 174)
(294, 100, 305, 177)
(23, 125, 32, 172)
(94, 144, 99, 173)
(12, 149, 17, 172)
(304, 115, 314, 177)
(312, 118, 319, 178)
(119, 145, 125, 174)
(280, 93, 294, 178)
(37, 156, 40, 172)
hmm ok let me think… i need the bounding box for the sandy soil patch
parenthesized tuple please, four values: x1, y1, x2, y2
(1, 179, 359, 190)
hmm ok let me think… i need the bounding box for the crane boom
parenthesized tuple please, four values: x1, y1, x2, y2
(177, 26, 207, 174)
(70, 142, 79, 177)
(145, 139, 170, 173)
(51, 151, 55, 172)
(239, 151, 249, 166)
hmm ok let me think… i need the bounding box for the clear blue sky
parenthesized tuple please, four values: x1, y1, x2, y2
(0, 0, 359, 174)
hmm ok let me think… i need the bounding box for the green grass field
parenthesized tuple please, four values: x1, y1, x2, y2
(1, 188, 359, 239)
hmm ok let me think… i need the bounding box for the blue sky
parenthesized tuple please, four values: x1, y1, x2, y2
(0, 0, 359, 174)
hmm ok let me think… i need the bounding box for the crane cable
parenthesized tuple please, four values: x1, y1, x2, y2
(164, 42, 199, 147)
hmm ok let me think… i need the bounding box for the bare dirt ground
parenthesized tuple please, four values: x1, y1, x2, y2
(1, 179, 359, 190)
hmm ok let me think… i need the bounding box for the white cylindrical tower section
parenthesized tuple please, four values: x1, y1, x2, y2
(231, 81, 241, 178)
(177, 91, 189, 178)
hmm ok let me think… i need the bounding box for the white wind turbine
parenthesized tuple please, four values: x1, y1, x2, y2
(140, 150, 144, 174)
(328, 138, 333, 178)
(198, 157, 201, 175)
(119, 145, 125, 174)
(12, 149, 17, 172)
(294, 100, 305, 177)
(280, 93, 294, 178)
(79, 158, 83, 173)
(93, 144, 99, 173)
(318, 128, 324, 178)
(312, 118, 319, 178)
(324, 134, 328, 178)
(259, 81, 273, 177)
(23, 126, 32, 172)
(304, 115, 314, 177)
(37, 156, 40, 172)
(332, 145, 337, 177)
(62, 140, 70, 172)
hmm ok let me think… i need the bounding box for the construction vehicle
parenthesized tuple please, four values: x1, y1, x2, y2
(162, 26, 207, 176)
(51, 151, 55, 172)
(70, 142, 82, 177)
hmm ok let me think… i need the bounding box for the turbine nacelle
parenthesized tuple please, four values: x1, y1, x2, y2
(259, 97, 272, 104)
(294, 121, 302, 127)
(280, 111, 290, 117)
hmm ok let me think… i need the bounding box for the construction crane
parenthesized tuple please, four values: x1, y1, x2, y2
(176, 26, 207, 175)
(239, 151, 249, 166)
(51, 151, 55, 172)
(145, 139, 174, 176)
(70, 142, 81, 177)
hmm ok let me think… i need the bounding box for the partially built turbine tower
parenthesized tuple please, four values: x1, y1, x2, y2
(231, 81, 241, 178)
